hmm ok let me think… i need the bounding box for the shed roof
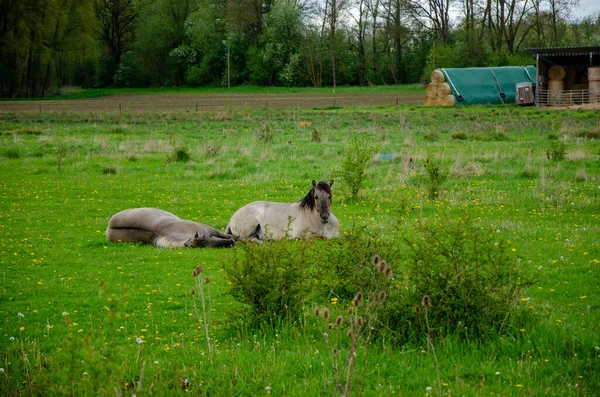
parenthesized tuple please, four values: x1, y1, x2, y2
(525, 46, 600, 57)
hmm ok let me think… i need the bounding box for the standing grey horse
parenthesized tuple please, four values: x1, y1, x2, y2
(226, 180, 339, 241)
(106, 208, 235, 248)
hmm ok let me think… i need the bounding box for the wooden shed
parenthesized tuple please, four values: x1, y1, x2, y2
(525, 46, 600, 106)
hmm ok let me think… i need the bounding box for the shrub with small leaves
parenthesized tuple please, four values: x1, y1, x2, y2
(225, 240, 312, 328)
(335, 135, 378, 198)
(397, 216, 533, 340)
(423, 158, 448, 199)
(546, 141, 567, 161)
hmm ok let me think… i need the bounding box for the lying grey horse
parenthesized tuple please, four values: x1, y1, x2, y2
(106, 208, 235, 248)
(226, 180, 339, 241)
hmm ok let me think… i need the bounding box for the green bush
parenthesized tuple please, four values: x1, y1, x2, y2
(225, 240, 312, 328)
(546, 141, 567, 161)
(335, 135, 378, 198)
(424, 157, 448, 199)
(396, 216, 533, 340)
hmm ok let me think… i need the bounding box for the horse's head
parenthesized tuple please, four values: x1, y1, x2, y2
(184, 232, 211, 248)
(311, 179, 334, 224)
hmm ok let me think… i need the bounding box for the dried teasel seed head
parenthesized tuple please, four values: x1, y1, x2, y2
(195, 265, 203, 275)
(335, 315, 343, 326)
(204, 276, 211, 284)
(327, 323, 333, 330)
(347, 329, 354, 338)
(385, 267, 393, 279)
(322, 308, 330, 320)
(347, 307, 353, 314)
(190, 288, 196, 295)
(378, 291, 387, 302)
(192, 269, 197, 277)
(314, 307, 320, 316)
(353, 292, 363, 306)
(414, 304, 421, 314)
(332, 348, 338, 356)
(372, 255, 381, 266)
(356, 316, 364, 327)
(379, 262, 386, 273)
(421, 295, 431, 308)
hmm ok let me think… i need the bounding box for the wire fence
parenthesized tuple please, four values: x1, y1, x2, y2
(0, 93, 424, 114)
(536, 90, 600, 107)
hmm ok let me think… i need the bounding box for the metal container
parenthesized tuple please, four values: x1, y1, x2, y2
(515, 82, 534, 105)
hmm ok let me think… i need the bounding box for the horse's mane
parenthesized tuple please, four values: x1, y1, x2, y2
(299, 181, 332, 211)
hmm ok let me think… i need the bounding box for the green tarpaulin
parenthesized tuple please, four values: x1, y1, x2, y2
(440, 66, 536, 105)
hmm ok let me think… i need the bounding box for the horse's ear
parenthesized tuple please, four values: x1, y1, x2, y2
(312, 180, 317, 189)
(194, 231, 200, 238)
(329, 180, 334, 188)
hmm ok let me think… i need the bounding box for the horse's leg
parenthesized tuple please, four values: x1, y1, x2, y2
(212, 230, 239, 241)
(203, 236, 236, 248)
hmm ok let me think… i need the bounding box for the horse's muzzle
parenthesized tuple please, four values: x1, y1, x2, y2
(320, 213, 330, 223)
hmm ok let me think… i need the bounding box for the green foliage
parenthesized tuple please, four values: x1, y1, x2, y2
(335, 135, 378, 198)
(399, 216, 532, 340)
(225, 240, 311, 327)
(423, 157, 448, 199)
(546, 141, 567, 161)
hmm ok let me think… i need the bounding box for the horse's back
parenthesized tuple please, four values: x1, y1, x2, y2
(108, 208, 178, 231)
(228, 201, 309, 240)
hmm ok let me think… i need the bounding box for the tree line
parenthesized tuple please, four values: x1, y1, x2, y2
(1, 0, 598, 98)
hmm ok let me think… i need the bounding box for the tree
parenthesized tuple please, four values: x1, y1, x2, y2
(406, 0, 453, 44)
(95, 0, 148, 85)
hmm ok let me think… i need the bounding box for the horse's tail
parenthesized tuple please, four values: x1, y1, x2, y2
(225, 224, 232, 235)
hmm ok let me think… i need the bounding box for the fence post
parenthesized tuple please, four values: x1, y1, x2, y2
(195, 102, 198, 111)
(39, 103, 42, 114)
(119, 103, 122, 112)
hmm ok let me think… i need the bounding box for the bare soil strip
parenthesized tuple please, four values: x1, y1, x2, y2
(0, 92, 424, 113)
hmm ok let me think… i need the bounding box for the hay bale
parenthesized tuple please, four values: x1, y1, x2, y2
(437, 82, 451, 97)
(440, 94, 456, 107)
(548, 65, 566, 81)
(548, 80, 564, 105)
(426, 83, 437, 98)
(424, 96, 435, 106)
(431, 69, 446, 84)
(589, 80, 600, 104)
(588, 67, 600, 82)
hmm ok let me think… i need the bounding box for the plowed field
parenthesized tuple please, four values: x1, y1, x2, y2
(0, 92, 424, 113)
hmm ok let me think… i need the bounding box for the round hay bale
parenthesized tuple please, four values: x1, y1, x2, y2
(431, 69, 446, 84)
(548, 79, 564, 91)
(589, 80, 600, 104)
(437, 82, 451, 97)
(548, 79, 564, 105)
(441, 94, 456, 107)
(424, 96, 435, 106)
(426, 83, 437, 98)
(548, 65, 566, 81)
(588, 67, 600, 81)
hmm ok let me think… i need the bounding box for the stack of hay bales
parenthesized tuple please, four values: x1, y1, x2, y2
(424, 69, 456, 106)
(589, 67, 600, 104)
(547, 65, 565, 105)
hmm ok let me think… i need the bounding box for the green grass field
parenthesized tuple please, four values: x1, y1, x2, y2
(1, 104, 599, 396)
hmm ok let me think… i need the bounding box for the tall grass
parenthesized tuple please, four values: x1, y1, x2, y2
(1, 105, 599, 395)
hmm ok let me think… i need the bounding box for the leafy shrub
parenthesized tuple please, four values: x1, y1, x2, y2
(4, 147, 20, 159)
(311, 128, 321, 142)
(546, 141, 567, 161)
(335, 135, 378, 198)
(424, 157, 448, 199)
(396, 216, 532, 340)
(451, 132, 468, 140)
(225, 240, 312, 328)
(256, 123, 275, 144)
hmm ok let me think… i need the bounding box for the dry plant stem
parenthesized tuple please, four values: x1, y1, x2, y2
(425, 307, 443, 397)
(196, 276, 213, 362)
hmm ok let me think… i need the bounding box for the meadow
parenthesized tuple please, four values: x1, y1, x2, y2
(0, 104, 599, 396)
